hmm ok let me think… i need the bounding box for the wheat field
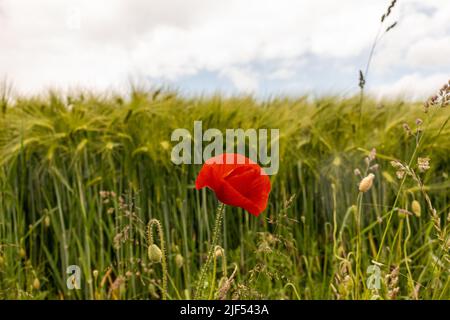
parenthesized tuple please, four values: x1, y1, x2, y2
(0, 88, 449, 300)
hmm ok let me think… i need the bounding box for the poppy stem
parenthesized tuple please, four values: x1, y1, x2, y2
(194, 202, 225, 299)
(147, 219, 168, 300)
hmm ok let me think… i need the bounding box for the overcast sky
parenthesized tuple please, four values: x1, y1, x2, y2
(0, 0, 449, 99)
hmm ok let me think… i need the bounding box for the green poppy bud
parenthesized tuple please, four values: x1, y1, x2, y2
(148, 244, 162, 263)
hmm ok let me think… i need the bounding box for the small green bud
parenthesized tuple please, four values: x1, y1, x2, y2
(175, 254, 184, 269)
(44, 215, 51, 228)
(148, 244, 162, 263)
(412, 200, 421, 217)
(33, 278, 41, 290)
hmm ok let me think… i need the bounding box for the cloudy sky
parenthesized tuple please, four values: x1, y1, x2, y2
(0, 0, 449, 99)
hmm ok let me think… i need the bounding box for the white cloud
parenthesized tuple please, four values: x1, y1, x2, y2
(0, 0, 448, 96)
(371, 73, 448, 100)
(371, 0, 450, 73)
(405, 37, 450, 68)
(220, 67, 259, 92)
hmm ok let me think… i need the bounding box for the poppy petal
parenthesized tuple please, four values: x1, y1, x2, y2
(195, 153, 271, 216)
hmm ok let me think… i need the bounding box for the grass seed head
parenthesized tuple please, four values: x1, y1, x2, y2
(359, 173, 375, 192)
(412, 200, 421, 217)
(418, 157, 430, 172)
(402, 123, 412, 135)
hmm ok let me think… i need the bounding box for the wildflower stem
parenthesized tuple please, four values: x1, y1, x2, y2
(194, 202, 225, 299)
(375, 105, 440, 262)
(355, 192, 363, 298)
(208, 253, 218, 299)
(147, 219, 168, 300)
(403, 217, 414, 293)
(358, 24, 382, 128)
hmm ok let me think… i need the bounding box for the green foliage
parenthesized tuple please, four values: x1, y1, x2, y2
(0, 90, 449, 299)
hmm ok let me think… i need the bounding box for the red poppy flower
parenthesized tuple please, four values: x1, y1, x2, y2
(195, 153, 271, 216)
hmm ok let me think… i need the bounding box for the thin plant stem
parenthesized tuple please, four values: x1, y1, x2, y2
(208, 253, 218, 300)
(147, 219, 168, 300)
(404, 216, 414, 293)
(358, 25, 382, 128)
(375, 105, 440, 262)
(355, 192, 363, 298)
(194, 202, 225, 299)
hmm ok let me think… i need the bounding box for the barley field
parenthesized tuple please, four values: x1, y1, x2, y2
(0, 88, 449, 300)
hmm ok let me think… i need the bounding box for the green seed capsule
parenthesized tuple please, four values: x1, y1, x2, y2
(148, 244, 162, 263)
(412, 200, 421, 217)
(33, 278, 41, 290)
(175, 254, 184, 268)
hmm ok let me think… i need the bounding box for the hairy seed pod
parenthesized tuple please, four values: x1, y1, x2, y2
(359, 173, 375, 192)
(411, 200, 421, 217)
(215, 246, 224, 258)
(44, 215, 51, 228)
(148, 244, 162, 263)
(33, 278, 41, 290)
(175, 254, 184, 269)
